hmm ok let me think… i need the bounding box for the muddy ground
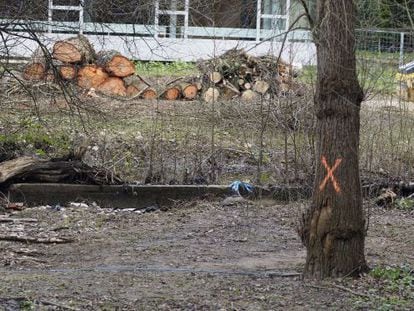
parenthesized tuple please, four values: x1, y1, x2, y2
(0, 198, 413, 310)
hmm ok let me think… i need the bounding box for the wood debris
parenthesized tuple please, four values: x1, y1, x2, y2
(22, 41, 304, 102)
(198, 48, 304, 101)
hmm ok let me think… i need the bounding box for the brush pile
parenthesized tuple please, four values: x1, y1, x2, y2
(198, 49, 304, 103)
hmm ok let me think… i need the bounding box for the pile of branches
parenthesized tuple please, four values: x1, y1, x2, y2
(198, 49, 304, 102)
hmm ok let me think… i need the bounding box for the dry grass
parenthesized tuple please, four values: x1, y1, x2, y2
(1, 84, 414, 188)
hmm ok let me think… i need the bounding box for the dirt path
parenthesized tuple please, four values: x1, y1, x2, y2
(0, 199, 413, 310)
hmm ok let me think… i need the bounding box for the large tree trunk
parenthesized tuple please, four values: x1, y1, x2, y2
(299, 0, 368, 278)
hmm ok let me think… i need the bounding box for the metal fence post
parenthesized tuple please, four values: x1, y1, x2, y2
(79, 0, 84, 34)
(184, 0, 189, 39)
(400, 31, 405, 66)
(256, 0, 262, 42)
(154, 0, 159, 38)
(48, 0, 53, 33)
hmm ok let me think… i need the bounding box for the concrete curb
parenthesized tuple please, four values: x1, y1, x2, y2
(7, 183, 311, 209)
(8, 183, 232, 209)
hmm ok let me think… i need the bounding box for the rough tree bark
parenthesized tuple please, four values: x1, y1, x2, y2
(299, 0, 368, 278)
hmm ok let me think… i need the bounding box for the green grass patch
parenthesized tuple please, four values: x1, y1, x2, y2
(298, 61, 398, 95)
(135, 60, 199, 77)
(353, 265, 414, 310)
(393, 197, 414, 211)
(0, 116, 71, 160)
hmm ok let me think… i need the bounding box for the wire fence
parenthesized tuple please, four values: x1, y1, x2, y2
(356, 29, 414, 66)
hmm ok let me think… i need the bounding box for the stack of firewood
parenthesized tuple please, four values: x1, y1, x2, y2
(22, 35, 199, 100)
(22, 37, 302, 102)
(198, 49, 303, 103)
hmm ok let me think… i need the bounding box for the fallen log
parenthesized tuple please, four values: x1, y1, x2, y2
(0, 156, 122, 187)
(77, 64, 109, 89)
(52, 35, 95, 63)
(0, 157, 38, 183)
(23, 47, 48, 81)
(97, 77, 127, 96)
(96, 50, 135, 77)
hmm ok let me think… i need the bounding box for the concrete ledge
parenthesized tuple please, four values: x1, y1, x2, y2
(7, 183, 313, 209)
(8, 184, 232, 209)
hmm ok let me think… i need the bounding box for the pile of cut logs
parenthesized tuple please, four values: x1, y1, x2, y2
(22, 36, 302, 102)
(22, 35, 199, 100)
(198, 49, 303, 103)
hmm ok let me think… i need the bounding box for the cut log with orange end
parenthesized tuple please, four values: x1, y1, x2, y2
(23, 47, 47, 81)
(58, 65, 77, 80)
(142, 88, 157, 100)
(126, 85, 140, 97)
(179, 83, 198, 100)
(97, 77, 127, 96)
(77, 65, 108, 89)
(162, 86, 181, 100)
(23, 63, 47, 81)
(97, 50, 135, 77)
(53, 35, 95, 63)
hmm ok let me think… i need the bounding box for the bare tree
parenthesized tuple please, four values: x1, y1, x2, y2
(299, 0, 368, 278)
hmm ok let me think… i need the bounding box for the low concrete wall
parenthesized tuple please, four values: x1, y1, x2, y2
(8, 183, 312, 209)
(8, 183, 232, 209)
(0, 31, 317, 65)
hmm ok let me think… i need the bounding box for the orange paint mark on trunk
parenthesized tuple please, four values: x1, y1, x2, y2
(319, 156, 342, 193)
